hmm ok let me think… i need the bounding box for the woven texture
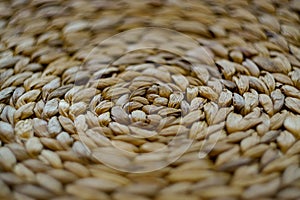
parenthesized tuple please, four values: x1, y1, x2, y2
(1, 0, 300, 199)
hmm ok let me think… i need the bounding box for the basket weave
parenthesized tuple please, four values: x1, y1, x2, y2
(1, 0, 300, 199)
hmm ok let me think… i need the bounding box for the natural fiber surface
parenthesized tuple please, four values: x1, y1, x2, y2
(1, 0, 300, 199)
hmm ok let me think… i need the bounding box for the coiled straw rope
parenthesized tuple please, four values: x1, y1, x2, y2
(0, 0, 300, 199)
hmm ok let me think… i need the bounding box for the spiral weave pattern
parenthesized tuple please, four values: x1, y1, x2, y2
(0, 0, 300, 199)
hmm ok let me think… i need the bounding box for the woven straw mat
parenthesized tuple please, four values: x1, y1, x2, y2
(1, 0, 300, 199)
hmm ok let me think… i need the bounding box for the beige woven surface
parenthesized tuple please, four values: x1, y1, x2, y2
(1, 0, 300, 199)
